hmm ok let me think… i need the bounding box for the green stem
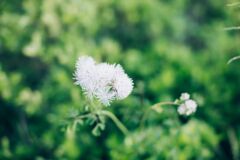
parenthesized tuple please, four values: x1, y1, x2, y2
(227, 128, 239, 160)
(154, 101, 177, 106)
(227, 56, 240, 64)
(140, 101, 177, 129)
(227, 2, 240, 7)
(100, 110, 129, 136)
(151, 101, 177, 110)
(224, 26, 240, 31)
(74, 113, 92, 120)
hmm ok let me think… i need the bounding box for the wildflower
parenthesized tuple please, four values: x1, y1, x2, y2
(74, 56, 133, 106)
(177, 93, 197, 116)
(74, 56, 97, 99)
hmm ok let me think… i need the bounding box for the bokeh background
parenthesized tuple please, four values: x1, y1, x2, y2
(1, 0, 240, 159)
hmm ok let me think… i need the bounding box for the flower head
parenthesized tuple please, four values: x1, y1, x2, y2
(177, 93, 197, 116)
(74, 56, 133, 106)
(177, 99, 197, 116)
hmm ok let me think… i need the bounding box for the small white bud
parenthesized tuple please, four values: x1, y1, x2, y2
(180, 92, 190, 101)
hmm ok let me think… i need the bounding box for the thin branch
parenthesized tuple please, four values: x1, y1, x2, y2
(140, 101, 178, 129)
(224, 26, 240, 31)
(227, 56, 240, 64)
(151, 101, 177, 110)
(227, 2, 240, 7)
(227, 129, 240, 160)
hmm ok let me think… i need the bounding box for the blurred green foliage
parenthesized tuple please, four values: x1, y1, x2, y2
(0, 0, 240, 159)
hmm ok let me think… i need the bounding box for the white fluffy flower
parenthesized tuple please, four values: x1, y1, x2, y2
(74, 56, 133, 106)
(177, 99, 197, 116)
(180, 92, 190, 101)
(74, 56, 97, 99)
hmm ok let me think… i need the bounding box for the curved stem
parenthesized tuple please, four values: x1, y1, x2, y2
(227, 2, 240, 7)
(151, 101, 177, 110)
(224, 26, 240, 31)
(228, 56, 240, 64)
(100, 110, 129, 136)
(153, 101, 177, 106)
(140, 101, 177, 129)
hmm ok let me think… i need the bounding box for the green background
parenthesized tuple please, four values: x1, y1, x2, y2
(0, 0, 240, 159)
